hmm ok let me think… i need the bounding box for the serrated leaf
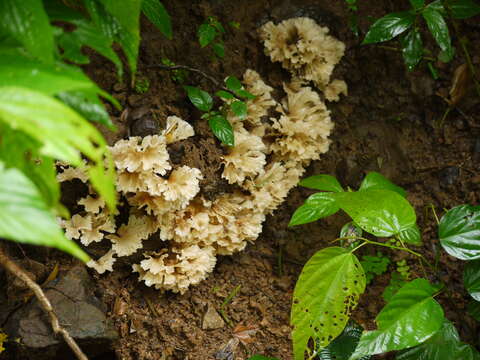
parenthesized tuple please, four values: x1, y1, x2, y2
(225, 76, 243, 92)
(363, 12, 415, 44)
(464, 260, 480, 301)
(0, 161, 89, 262)
(450, 0, 480, 19)
(184, 85, 213, 112)
(350, 279, 444, 359)
(334, 190, 416, 237)
(398, 224, 422, 245)
(401, 28, 424, 71)
(0, 0, 55, 63)
(289, 193, 339, 226)
(230, 100, 247, 120)
(319, 321, 371, 360)
(396, 319, 480, 360)
(410, 0, 425, 10)
(208, 114, 234, 146)
(212, 42, 225, 58)
(141, 0, 172, 39)
(291, 247, 366, 360)
(467, 300, 480, 321)
(299, 174, 344, 192)
(198, 23, 216, 47)
(422, 7, 453, 62)
(0, 86, 116, 212)
(439, 204, 480, 260)
(215, 90, 235, 99)
(359, 172, 406, 197)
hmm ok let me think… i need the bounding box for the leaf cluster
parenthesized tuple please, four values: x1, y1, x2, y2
(360, 252, 391, 284)
(197, 16, 227, 58)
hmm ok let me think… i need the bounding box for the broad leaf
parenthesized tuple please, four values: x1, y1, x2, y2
(289, 193, 339, 226)
(464, 260, 480, 301)
(291, 247, 366, 360)
(319, 321, 371, 360)
(398, 224, 422, 245)
(299, 174, 344, 192)
(359, 172, 406, 197)
(450, 0, 480, 19)
(410, 0, 425, 10)
(0, 162, 89, 262)
(198, 23, 216, 47)
(363, 12, 415, 44)
(401, 28, 424, 71)
(334, 190, 416, 237)
(467, 300, 480, 321)
(422, 7, 453, 62)
(225, 76, 243, 93)
(141, 0, 172, 39)
(230, 100, 247, 120)
(208, 114, 234, 146)
(212, 42, 225, 58)
(184, 86, 213, 112)
(396, 319, 480, 360)
(235, 88, 256, 100)
(439, 204, 480, 260)
(351, 279, 444, 359)
(0, 86, 116, 212)
(0, 0, 54, 63)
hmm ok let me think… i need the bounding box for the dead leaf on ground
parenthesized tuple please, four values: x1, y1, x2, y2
(233, 323, 259, 345)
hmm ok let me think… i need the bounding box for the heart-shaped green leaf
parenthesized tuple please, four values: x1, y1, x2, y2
(359, 172, 406, 197)
(464, 260, 480, 301)
(439, 205, 480, 260)
(363, 12, 415, 44)
(289, 193, 339, 226)
(208, 114, 234, 146)
(299, 174, 344, 192)
(184, 85, 213, 112)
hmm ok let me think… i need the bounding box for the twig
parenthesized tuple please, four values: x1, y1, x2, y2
(0, 248, 88, 360)
(377, 45, 436, 62)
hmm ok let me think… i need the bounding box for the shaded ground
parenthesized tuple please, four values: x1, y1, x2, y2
(1, 0, 480, 359)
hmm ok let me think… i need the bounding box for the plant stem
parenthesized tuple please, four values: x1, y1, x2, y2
(377, 45, 436, 61)
(219, 284, 241, 327)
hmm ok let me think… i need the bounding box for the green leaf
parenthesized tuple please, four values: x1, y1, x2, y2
(363, 12, 415, 44)
(215, 90, 235, 99)
(467, 300, 480, 321)
(225, 76, 243, 93)
(230, 100, 247, 120)
(360, 252, 391, 284)
(0, 86, 116, 212)
(396, 319, 480, 360)
(334, 190, 416, 237)
(351, 279, 444, 359)
(319, 321, 371, 360)
(359, 172, 406, 197)
(299, 174, 344, 192)
(382, 271, 408, 302)
(401, 28, 424, 71)
(141, 0, 172, 39)
(184, 86, 213, 112)
(292, 247, 366, 359)
(0, 0, 54, 63)
(289, 193, 339, 226)
(439, 204, 480, 260)
(450, 0, 480, 19)
(198, 23, 216, 47)
(235, 88, 256, 100)
(464, 260, 480, 301)
(410, 0, 425, 10)
(212, 42, 225, 58)
(208, 114, 234, 146)
(398, 224, 422, 245)
(422, 7, 453, 62)
(0, 162, 89, 262)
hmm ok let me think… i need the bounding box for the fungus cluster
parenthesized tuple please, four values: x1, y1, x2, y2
(59, 17, 347, 293)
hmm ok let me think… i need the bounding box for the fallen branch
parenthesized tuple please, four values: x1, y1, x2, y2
(0, 248, 88, 360)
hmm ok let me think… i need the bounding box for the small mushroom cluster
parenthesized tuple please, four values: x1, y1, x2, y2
(59, 18, 347, 293)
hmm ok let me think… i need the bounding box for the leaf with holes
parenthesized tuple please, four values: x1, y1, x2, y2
(299, 174, 344, 192)
(289, 192, 339, 226)
(230, 100, 247, 120)
(350, 279, 444, 359)
(184, 86, 213, 112)
(198, 23, 216, 47)
(398, 224, 422, 245)
(318, 321, 371, 360)
(334, 189, 416, 237)
(439, 204, 480, 260)
(363, 12, 415, 44)
(464, 260, 480, 301)
(422, 6, 453, 62)
(359, 172, 406, 197)
(291, 247, 366, 360)
(401, 28, 424, 71)
(141, 0, 172, 39)
(208, 114, 234, 146)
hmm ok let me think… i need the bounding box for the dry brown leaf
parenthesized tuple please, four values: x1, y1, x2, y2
(232, 323, 259, 345)
(449, 63, 470, 106)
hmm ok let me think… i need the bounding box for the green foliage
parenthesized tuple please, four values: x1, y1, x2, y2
(344, 0, 360, 35)
(382, 271, 409, 302)
(318, 321, 370, 360)
(358, 171, 406, 197)
(289, 193, 339, 226)
(360, 252, 391, 284)
(197, 16, 226, 58)
(134, 76, 150, 94)
(141, 0, 172, 39)
(161, 58, 188, 83)
(398, 224, 422, 245)
(299, 174, 344, 192)
(351, 279, 444, 359)
(291, 247, 366, 359)
(467, 300, 480, 321)
(464, 260, 480, 301)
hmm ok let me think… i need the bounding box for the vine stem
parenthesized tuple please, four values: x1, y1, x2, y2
(0, 248, 88, 360)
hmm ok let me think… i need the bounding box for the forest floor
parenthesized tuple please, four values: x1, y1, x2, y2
(2, 0, 480, 359)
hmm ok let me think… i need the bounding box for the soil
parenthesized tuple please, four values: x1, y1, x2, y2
(2, 0, 480, 359)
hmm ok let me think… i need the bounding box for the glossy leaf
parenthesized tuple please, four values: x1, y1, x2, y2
(235, 88, 256, 100)
(450, 0, 480, 19)
(198, 23, 216, 47)
(212, 42, 225, 58)
(208, 114, 234, 146)
(0, 162, 89, 262)
(225, 76, 243, 92)
(467, 300, 480, 321)
(0, 0, 54, 63)
(351, 279, 444, 359)
(299, 174, 344, 192)
(184, 86, 213, 112)
(464, 260, 480, 301)
(359, 172, 406, 197)
(318, 321, 370, 360)
(439, 204, 480, 260)
(363, 12, 415, 44)
(396, 319, 480, 360)
(230, 100, 247, 120)
(289, 193, 339, 226)
(401, 28, 424, 71)
(334, 190, 416, 237)
(141, 0, 172, 39)
(398, 224, 422, 245)
(422, 7, 453, 62)
(291, 247, 366, 359)
(410, 0, 425, 10)
(0, 86, 116, 212)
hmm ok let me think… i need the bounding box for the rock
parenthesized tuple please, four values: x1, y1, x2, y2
(4, 265, 118, 360)
(202, 303, 225, 330)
